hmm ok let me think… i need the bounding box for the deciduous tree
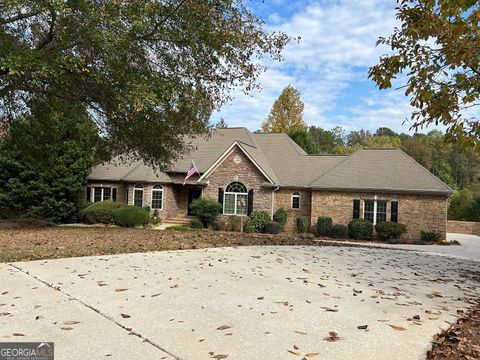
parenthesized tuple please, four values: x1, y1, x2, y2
(261, 85, 306, 132)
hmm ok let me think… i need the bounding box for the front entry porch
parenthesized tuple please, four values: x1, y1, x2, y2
(163, 184, 203, 224)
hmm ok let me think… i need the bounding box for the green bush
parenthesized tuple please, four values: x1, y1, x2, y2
(296, 216, 309, 233)
(244, 223, 255, 233)
(248, 210, 271, 232)
(228, 215, 242, 232)
(190, 219, 204, 229)
(273, 207, 288, 225)
(79, 201, 125, 224)
(316, 216, 332, 236)
(212, 217, 228, 231)
(375, 221, 407, 240)
(112, 205, 150, 227)
(150, 209, 161, 225)
(421, 230, 441, 242)
(348, 219, 373, 240)
(189, 197, 222, 227)
(264, 221, 283, 234)
(329, 224, 348, 239)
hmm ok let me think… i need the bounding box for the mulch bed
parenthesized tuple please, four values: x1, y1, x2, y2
(0, 225, 319, 263)
(427, 299, 480, 360)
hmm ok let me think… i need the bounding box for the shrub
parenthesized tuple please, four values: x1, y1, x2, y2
(264, 221, 283, 234)
(244, 224, 255, 233)
(348, 219, 373, 240)
(316, 216, 332, 236)
(166, 225, 193, 231)
(421, 230, 441, 242)
(112, 205, 150, 227)
(328, 224, 348, 239)
(273, 207, 288, 225)
(189, 197, 222, 227)
(150, 209, 161, 225)
(375, 221, 407, 240)
(228, 215, 242, 232)
(296, 216, 309, 233)
(79, 201, 125, 224)
(190, 219, 204, 229)
(248, 211, 271, 232)
(212, 217, 228, 231)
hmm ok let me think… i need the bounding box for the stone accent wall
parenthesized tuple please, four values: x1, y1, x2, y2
(202, 146, 272, 216)
(447, 220, 480, 236)
(274, 189, 311, 232)
(311, 190, 448, 241)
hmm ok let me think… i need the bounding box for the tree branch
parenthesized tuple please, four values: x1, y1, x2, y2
(0, 10, 43, 25)
(136, 0, 187, 40)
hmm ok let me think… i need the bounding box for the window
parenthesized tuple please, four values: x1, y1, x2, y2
(151, 185, 163, 209)
(292, 192, 300, 209)
(224, 181, 248, 215)
(134, 184, 144, 207)
(364, 200, 374, 222)
(91, 187, 116, 203)
(376, 201, 387, 223)
(363, 199, 388, 224)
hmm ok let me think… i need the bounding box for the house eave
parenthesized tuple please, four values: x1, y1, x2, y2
(308, 186, 452, 196)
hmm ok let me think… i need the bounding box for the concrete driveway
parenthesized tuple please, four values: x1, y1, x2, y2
(1, 246, 479, 360)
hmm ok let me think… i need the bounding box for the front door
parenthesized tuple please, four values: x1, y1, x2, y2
(187, 188, 202, 215)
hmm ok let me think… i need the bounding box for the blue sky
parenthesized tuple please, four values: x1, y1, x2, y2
(211, 0, 421, 134)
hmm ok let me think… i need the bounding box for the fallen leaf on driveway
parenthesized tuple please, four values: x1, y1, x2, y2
(321, 307, 338, 312)
(60, 327, 73, 330)
(115, 288, 128, 292)
(357, 325, 368, 330)
(63, 320, 80, 325)
(120, 313, 131, 318)
(211, 355, 228, 359)
(12, 333, 24, 336)
(217, 325, 232, 331)
(306, 352, 320, 357)
(387, 324, 406, 331)
(294, 330, 307, 335)
(323, 331, 339, 342)
(287, 349, 301, 355)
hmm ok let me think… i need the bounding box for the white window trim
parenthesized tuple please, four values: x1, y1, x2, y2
(223, 182, 248, 216)
(92, 186, 113, 203)
(362, 196, 387, 225)
(133, 184, 144, 207)
(151, 185, 164, 210)
(291, 192, 300, 209)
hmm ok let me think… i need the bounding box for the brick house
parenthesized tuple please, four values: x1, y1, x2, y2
(87, 128, 452, 240)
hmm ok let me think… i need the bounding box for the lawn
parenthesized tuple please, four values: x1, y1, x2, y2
(0, 225, 318, 263)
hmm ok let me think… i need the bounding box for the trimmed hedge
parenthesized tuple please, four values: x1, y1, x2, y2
(316, 216, 332, 236)
(264, 221, 283, 234)
(112, 206, 150, 227)
(79, 201, 125, 224)
(273, 207, 288, 225)
(296, 216, 309, 233)
(189, 197, 222, 227)
(190, 219, 204, 229)
(248, 211, 271, 233)
(421, 230, 441, 242)
(348, 219, 373, 240)
(375, 221, 407, 240)
(329, 224, 348, 239)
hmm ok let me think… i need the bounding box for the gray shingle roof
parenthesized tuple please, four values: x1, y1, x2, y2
(88, 128, 452, 195)
(309, 148, 452, 194)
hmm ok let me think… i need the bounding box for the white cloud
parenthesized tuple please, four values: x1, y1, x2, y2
(213, 0, 421, 133)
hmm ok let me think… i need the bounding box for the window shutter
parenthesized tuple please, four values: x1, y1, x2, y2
(218, 188, 224, 213)
(86, 187, 91, 203)
(391, 201, 398, 222)
(353, 199, 360, 219)
(112, 188, 117, 202)
(247, 189, 254, 216)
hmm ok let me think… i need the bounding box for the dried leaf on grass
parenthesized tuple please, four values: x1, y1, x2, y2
(388, 324, 406, 331)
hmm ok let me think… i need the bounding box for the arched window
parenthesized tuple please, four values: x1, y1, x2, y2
(151, 185, 163, 210)
(134, 184, 144, 207)
(292, 192, 300, 209)
(224, 181, 248, 215)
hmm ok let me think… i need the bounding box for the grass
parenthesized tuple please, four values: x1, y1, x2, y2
(0, 226, 319, 263)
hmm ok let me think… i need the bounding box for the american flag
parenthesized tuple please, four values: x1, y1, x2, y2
(183, 160, 199, 185)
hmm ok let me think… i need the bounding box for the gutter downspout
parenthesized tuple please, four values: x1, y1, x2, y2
(271, 186, 280, 219)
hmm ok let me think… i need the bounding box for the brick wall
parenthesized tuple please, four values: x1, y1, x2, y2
(125, 183, 178, 219)
(274, 189, 311, 232)
(447, 220, 480, 235)
(202, 146, 272, 216)
(311, 190, 448, 241)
